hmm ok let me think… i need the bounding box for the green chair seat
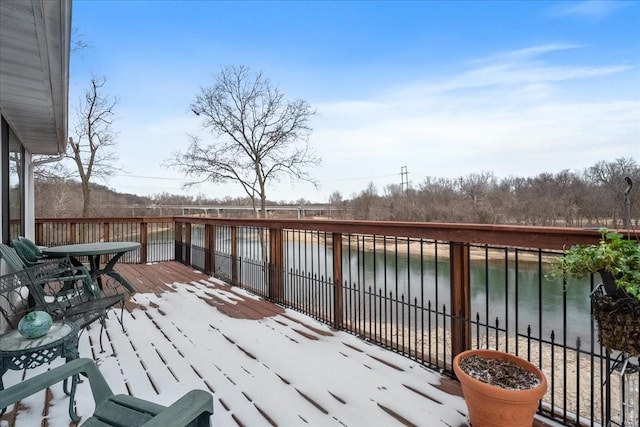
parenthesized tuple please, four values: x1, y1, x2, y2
(0, 358, 213, 426)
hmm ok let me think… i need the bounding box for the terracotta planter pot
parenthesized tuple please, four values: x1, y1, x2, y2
(453, 349, 547, 427)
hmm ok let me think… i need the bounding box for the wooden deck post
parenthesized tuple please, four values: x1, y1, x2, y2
(332, 232, 343, 328)
(35, 222, 43, 246)
(103, 222, 110, 243)
(70, 223, 76, 244)
(174, 222, 183, 263)
(450, 241, 471, 357)
(140, 222, 148, 264)
(184, 222, 192, 266)
(204, 224, 215, 274)
(268, 228, 284, 303)
(231, 226, 238, 286)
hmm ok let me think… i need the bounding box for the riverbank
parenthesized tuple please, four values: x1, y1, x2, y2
(283, 230, 560, 263)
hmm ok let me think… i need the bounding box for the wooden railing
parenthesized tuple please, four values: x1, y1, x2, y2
(35, 217, 176, 264)
(172, 218, 603, 356)
(35, 217, 639, 426)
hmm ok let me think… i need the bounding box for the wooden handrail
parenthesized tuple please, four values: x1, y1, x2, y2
(37, 216, 634, 250)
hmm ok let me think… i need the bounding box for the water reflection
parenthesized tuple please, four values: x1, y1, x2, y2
(194, 230, 595, 348)
(341, 247, 593, 347)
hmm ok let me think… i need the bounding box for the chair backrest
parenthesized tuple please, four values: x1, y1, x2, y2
(0, 268, 37, 333)
(11, 239, 39, 267)
(0, 243, 27, 271)
(18, 236, 44, 257)
(0, 258, 120, 335)
(25, 257, 97, 313)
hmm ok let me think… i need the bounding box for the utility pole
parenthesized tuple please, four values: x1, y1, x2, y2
(623, 177, 633, 235)
(400, 166, 409, 193)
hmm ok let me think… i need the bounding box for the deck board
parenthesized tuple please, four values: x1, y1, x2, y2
(1, 262, 560, 427)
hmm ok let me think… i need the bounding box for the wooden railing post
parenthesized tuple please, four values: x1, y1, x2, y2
(450, 241, 471, 358)
(231, 226, 238, 286)
(103, 222, 110, 242)
(204, 224, 215, 274)
(69, 223, 76, 244)
(174, 221, 184, 263)
(184, 222, 192, 266)
(332, 232, 343, 328)
(268, 228, 284, 303)
(210, 225, 216, 274)
(35, 222, 43, 246)
(140, 222, 148, 263)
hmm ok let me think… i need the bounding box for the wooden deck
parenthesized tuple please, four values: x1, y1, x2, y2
(2, 262, 561, 427)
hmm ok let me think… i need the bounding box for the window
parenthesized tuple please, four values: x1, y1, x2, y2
(1, 117, 24, 243)
(8, 129, 24, 240)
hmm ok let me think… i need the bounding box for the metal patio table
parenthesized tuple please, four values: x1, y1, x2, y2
(43, 242, 141, 294)
(0, 322, 80, 421)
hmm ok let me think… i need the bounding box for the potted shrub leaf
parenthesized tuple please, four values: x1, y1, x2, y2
(548, 228, 640, 356)
(453, 349, 547, 427)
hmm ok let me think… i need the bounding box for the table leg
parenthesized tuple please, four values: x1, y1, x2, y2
(103, 270, 137, 294)
(104, 251, 138, 293)
(88, 255, 103, 290)
(0, 368, 5, 416)
(88, 252, 136, 294)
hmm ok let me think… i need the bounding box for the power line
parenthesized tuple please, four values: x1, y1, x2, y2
(315, 173, 400, 183)
(113, 172, 401, 184)
(113, 173, 187, 181)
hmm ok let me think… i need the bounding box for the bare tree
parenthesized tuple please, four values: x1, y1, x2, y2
(588, 158, 639, 227)
(68, 76, 120, 217)
(167, 65, 319, 218)
(71, 27, 89, 53)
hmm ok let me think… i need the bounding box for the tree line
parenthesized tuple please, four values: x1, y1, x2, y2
(35, 157, 638, 230)
(341, 157, 639, 228)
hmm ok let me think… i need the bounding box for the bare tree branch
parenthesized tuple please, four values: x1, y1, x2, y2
(165, 65, 320, 217)
(68, 76, 121, 217)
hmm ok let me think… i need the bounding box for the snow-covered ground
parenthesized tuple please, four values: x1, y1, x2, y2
(2, 276, 470, 426)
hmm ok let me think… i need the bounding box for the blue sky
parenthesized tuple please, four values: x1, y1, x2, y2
(69, 0, 640, 203)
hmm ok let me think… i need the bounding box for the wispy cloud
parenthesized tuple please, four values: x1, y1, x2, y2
(311, 44, 639, 189)
(472, 44, 582, 63)
(407, 44, 633, 96)
(549, 1, 627, 20)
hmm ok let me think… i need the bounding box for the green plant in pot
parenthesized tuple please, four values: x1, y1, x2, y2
(548, 228, 640, 355)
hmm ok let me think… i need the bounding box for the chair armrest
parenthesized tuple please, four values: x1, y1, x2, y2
(142, 389, 213, 427)
(0, 358, 113, 410)
(29, 259, 100, 300)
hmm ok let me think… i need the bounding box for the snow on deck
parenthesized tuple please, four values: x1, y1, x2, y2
(1, 262, 470, 426)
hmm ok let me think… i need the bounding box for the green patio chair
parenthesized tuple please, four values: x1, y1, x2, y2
(0, 243, 30, 271)
(18, 236, 46, 257)
(0, 267, 82, 419)
(11, 239, 44, 267)
(0, 243, 90, 284)
(11, 239, 90, 270)
(0, 358, 214, 426)
(0, 244, 92, 299)
(0, 252, 125, 351)
(28, 258, 125, 352)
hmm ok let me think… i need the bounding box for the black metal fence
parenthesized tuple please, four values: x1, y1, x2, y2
(179, 222, 639, 427)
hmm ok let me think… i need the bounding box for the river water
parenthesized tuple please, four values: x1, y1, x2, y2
(165, 228, 595, 350)
(336, 246, 593, 349)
